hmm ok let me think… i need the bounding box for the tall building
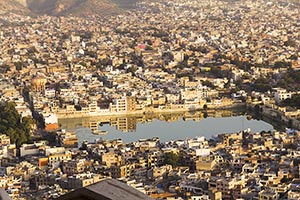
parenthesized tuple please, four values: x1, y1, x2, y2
(274, 88, 292, 103)
(110, 96, 136, 112)
(126, 96, 136, 111)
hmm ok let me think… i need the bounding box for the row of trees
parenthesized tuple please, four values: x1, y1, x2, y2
(251, 68, 300, 92)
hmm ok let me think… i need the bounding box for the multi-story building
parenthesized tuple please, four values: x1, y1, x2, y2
(101, 151, 123, 167)
(62, 159, 86, 175)
(60, 173, 102, 190)
(56, 130, 78, 148)
(110, 96, 136, 112)
(196, 155, 216, 171)
(259, 189, 279, 200)
(110, 163, 135, 179)
(274, 88, 292, 103)
(48, 153, 72, 168)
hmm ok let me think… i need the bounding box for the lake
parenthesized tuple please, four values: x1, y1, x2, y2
(58, 111, 274, 146)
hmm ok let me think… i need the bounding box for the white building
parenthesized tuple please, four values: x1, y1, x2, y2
(190, 195, 210, 200)
(274, 88, 292, 103)
(45, 89, 56, 98)
(44, 113, 58, 124)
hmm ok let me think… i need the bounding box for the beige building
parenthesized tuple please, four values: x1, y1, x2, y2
(61, 173, 102, 190)
(196, 155, 216, 171)
(101, 151, 123, 167)
(259, 189, 279, 200)
(48, 153, 72, 167)
(62, 159, 86, 175)
(110, 96, 136, 112)
(31, 76, 47, 93)
(110, 163, 135, 179)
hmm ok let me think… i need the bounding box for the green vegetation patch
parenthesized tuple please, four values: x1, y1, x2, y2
(0, 102, 33, 147)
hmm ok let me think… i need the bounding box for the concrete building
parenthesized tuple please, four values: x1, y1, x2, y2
(274, 88, 292, 103)
(259, 189, 279, 200)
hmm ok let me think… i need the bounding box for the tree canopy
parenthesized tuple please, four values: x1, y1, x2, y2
(164, 152, 180, 167)
(276, 68, 300, 90)
(252, 77, 272, 92)
(282, 94, 300, 109)
(0, 102, 33, 147)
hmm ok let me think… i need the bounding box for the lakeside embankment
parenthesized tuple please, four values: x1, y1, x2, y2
(246, 103, 300, 131)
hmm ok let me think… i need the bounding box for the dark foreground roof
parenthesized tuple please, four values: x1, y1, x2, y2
(56, 178, 154, 200)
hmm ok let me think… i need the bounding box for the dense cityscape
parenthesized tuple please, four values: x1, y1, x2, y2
(0, 0, 300, 199)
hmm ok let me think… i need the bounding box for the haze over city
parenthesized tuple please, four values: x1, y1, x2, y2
(0, 0, 300, 199)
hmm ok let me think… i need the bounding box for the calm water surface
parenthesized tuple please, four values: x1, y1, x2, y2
(72, 116, 273, 146)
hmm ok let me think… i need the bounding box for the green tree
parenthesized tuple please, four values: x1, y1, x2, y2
(252, 77, 272, 92)
(276, 68, 300, 90)
(0, 102, 33, 147)
(164, 152, 179, 167)
(282, 94, 300, 108)
(201, 80, 216, 89)
(274, 61, 291, 69)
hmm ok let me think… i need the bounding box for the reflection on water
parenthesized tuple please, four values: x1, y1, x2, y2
(58, 110, 274, 146)
(59, 110, 234, 133)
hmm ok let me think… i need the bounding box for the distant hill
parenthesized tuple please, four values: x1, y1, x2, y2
(0, 0, 140, 17)
(26, 0, 120, 16)
(0, 0, 31, 15)
(111, 0, 139, 9)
